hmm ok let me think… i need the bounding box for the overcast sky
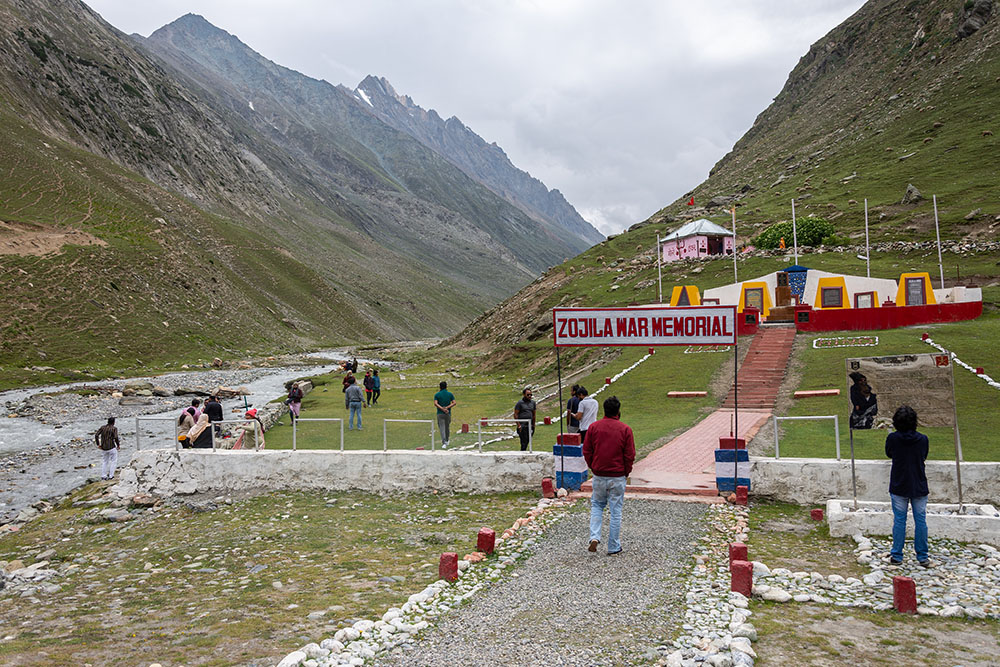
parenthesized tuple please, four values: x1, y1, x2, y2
(86, 0, 866, 236)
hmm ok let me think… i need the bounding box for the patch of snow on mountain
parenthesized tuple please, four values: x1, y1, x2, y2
(355, 88, 373, 107)
(248, 100, 255, 111)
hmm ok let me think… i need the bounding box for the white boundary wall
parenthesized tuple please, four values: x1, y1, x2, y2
(115, 449, 554, 498)
(751, 457, 1000, 505)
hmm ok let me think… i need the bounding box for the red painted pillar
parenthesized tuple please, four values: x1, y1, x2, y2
(544, 416, 552, 425)
(729, 542, 748, 567)
(893, 576, 917, 614)
(735, 485, 749, 506)
(439, 552, 459, 582)
(605, 377, 611, 385)
(810, 509, 825, 521)
(477, 528, 496, 555)
(541, 478, 556, 499)
(461, 423, 470, 433)
(730, 560, 753, 597)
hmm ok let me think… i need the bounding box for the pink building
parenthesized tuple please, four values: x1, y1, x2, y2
(660, 219, 734, 262)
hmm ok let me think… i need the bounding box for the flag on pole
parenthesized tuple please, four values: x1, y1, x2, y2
(687, 196, 694, 206)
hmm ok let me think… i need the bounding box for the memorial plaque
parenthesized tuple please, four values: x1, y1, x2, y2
(846, 354, 955, 428)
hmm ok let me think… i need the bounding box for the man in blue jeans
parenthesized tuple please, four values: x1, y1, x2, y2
(885, 405, 934, 567)
(345, 376, 365, 430)
(582, 396, 635, 555)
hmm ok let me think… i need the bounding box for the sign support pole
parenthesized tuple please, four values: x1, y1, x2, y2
(556, 346, 565, 483)
(733, 335, 739, 488)
(848, 426, 858, 510)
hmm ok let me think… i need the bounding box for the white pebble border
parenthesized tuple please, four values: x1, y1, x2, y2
(923, 336, 1000, 390)
(750, 532, 1000, 619)
(661, 501, 1000, 667)
(274, 496, 576, 667)
(662, 503, 759, 667)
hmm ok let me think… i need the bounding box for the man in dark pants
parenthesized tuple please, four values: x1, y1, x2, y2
(513, 387, 536, 451)
(566, 385, 581, 434)
(204, 395, 224, 435)
(583, 396, 635, 555)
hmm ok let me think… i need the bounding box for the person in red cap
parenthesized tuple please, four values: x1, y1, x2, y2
(583, 396, 635, 555)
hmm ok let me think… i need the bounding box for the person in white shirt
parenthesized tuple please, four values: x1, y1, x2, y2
(575, 386, 600, 441)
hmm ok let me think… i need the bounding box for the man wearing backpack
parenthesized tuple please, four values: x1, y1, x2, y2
(95, 417, 121, 481)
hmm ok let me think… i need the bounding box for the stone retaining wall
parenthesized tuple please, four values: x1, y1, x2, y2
(751, 457, 1000, 505)
(826, 499, 1000, 547)
(115, 449, 554, 498)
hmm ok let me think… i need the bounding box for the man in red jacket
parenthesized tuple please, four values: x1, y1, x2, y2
(583, 396, 635, 555)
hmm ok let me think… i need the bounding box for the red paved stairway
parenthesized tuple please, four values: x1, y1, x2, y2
(722, 325, 797, 410)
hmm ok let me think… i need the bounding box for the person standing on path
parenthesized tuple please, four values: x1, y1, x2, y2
(884, 405, 934, 567)
(575, 386, 599, 442)
(94, 417, 121, 481)
(434, 381, 456, 449)
(583, 396, 635, 555)
(566, 384, 581, 434)
(363, 371, 375, 406)
(345, 376, 365, 430)
(513, 387, 536, 451)
(372, 370, 381, 406)
(342, 371, 354, 393)
(351, 358, 359, 373)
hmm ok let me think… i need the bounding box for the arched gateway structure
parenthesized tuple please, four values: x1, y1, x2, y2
(550, 305, 739, 489)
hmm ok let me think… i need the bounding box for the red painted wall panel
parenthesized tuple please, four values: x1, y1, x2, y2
(794, 302, 982, 332)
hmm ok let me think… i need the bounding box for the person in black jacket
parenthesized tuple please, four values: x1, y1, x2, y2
(204, 395, 224, 435)
(188, 414, 214, 449)
(884, 405, 933, 567)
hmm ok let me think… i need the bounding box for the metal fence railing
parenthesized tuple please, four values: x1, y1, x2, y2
(383, 419, 435, 451)
(292, 417, 344, 451)
(135, 417, 178, 451)
(772, 414, 840, 460)
(477, 418, 532, 452)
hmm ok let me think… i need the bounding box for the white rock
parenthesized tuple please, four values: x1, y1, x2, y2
(666, 650, 685, 667)
(557, 487, 568, 497)
(828, 574, 845, 584)
(303, 643, 328, 659)
(706, 654, 733, 667)
(457, 560, 470, 572)
(733, 623, 757, 641)
(320, 639, 344, 652)
(917, 606, 939, 616)
(940, 605, 965, 618)
(771, 567, 791, 577)
(750, 561, 770, 577)
(353, 619, 375, 633)
(730, 638, 757, 658)
(276, 651, 307, 667)
(382, 609, 401, 623)
(793, 594, 811, 603)
(761, 588, 792, 602)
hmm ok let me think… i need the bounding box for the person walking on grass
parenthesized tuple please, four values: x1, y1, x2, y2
(513, 387, 536, 451)
(363, 370, 375, 406)
(345, 375, 365, 430)
(884, 405, 935, 567)
(434, 381, 456, 449)
(95, 417, 121, 480)
(286, 383, 304, 422)
(583, 396, 635, 556)
(575, 386, 599, 442)
(372, 369, 381, 406)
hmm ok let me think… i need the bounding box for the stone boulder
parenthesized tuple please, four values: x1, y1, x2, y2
(901, 183, 922, 205)
(214, 386, 249, 399)
(174, 386, 209, 396)
(957, 0, 994, 39)
(152, 386, 172, 397)
(122, 380, 154, 396)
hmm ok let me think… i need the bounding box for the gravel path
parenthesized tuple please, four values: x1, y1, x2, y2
(374, 499, 707, 666)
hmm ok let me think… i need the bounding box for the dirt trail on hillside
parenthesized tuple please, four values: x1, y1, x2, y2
(0, 219, 106, 256)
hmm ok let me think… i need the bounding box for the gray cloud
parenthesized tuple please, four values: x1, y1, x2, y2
(87, 0, 866, 235)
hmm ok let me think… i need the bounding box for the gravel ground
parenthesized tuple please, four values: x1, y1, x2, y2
(374, 499, 707, 667)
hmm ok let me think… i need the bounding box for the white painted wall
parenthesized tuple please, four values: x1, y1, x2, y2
(826, 499, 1000, 546)
(800, 270, 898, 307)
(116, 449, 555, 497)
(750, 457, 1000, 505)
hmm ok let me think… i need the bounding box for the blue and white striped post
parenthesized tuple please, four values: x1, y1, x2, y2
(554, 433, 588, 490)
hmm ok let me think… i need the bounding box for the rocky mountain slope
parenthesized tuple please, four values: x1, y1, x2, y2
(350, 75, 604, 246)
(0, 1, 597, 381)
(449, 0, 1000, 351)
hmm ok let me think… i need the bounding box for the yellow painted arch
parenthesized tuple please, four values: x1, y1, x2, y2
(669, 285, 701, 306)
(814, 276, 849, 310)
(737, 281, 772, 318)
(896, 272, 937, 306)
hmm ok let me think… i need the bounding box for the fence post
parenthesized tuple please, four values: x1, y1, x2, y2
(341, 418, 345, 452)
(478, 420, 483, 452)
(529, 420, 533, 452)
(292, 419, 297, 451)
(254, 422, 259, 450)
(383, 419, 387, 452)
(773, 415, 780, 459)
(834, 415, 841, 460)
(430, 418, 435, 451)
(135, 418, 141, 452)
(211, 426, 217, 450)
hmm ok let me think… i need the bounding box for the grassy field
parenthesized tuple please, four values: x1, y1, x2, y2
(0, 485, 539, 666)
(769, 303, 1000, 462)
(261, 343, 731, 460)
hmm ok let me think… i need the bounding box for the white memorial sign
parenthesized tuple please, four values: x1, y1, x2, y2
(552, 306, 737, 347)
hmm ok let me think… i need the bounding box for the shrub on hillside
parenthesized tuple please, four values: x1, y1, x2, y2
(754, 218, 836, 249)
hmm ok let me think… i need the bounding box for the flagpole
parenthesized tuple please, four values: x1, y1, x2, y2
(731, 206, 738, 284)
(791, 198, 798, 264)
(864, 198, 870, 278)
(656, 234, 663, 304)
(933, 195, 945, 289)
